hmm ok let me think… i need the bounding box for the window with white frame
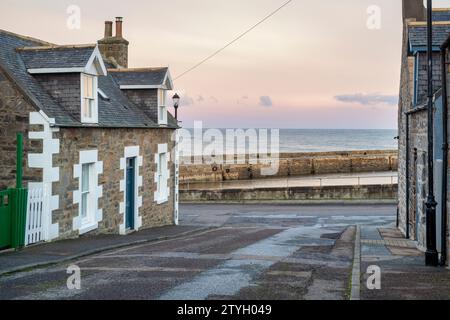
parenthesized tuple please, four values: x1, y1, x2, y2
(158, 89, 168, 125)
(73, 150, 103, 235)
(81, 74, 98, 123)
(81, 163, 94, 224)
(156, 150, 169, 203)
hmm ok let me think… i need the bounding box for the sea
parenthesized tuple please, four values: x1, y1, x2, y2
(181, 128, 398, 155)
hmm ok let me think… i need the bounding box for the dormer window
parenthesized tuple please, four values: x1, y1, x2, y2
(81, 73, 98, 123)
(158, 89, 168, 125)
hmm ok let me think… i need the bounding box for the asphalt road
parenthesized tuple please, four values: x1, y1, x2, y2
(0, 204, 396, 300)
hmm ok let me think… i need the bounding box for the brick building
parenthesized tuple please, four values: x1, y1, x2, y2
(0, 18, 180, 245)
(398, 1, 449, 266)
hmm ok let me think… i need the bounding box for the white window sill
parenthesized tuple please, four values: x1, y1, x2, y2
(157, 197, 169, 205)
(79, 222, 98, 235)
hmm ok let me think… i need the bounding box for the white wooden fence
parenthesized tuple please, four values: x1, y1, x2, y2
(25, 183, 46, 245)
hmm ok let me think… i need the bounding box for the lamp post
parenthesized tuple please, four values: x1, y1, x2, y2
(425, 0, 439, 267)
(172, 93, 180, 121)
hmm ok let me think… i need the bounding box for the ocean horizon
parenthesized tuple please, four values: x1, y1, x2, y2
(182, 128, 398, 154)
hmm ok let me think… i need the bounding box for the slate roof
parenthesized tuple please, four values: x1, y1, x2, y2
(109, 68, 169, 87)
(18, 45, 95, 69)
(408, 23, 450, 51)
(0, 29, 178, 128)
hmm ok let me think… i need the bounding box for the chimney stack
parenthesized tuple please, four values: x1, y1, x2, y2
(402, 0, 426, 22)
(98, 17, 129, 68)
(104, 21, 113, 38)
(115, 17, 123, 38)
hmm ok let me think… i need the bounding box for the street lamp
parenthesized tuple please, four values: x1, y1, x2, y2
(172, 93, 180, 121)
(425, 0, 439, 267)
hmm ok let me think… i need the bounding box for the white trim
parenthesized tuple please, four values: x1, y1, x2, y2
(97, 88, 109, 100)
(154, 143, 170, 204)
(173, 131, 180, 225)
(28, 67, 85, 74)
(28, 111, 60, 241)
(119, 146, 143, 235)
(72, 150, 103, 235)
(163, 69, 174, 90)
(119, 85, 167, 90)
(80, 73, 99, 124)
(158, 89, 168, 126)
(85, 46, 107, 76)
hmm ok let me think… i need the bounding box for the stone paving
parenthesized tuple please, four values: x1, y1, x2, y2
(360, 226, 450, 300)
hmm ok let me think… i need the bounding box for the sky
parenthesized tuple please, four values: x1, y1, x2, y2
(1, 0, 450, 129)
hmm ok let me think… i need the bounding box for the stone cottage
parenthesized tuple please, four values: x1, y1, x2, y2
(0, 18, 180, 245)
(398, 1, 449, 266)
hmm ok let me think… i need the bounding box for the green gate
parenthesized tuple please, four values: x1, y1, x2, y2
(0, 133, 28, 250)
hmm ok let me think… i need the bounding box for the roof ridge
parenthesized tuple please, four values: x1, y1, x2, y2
(108, 67, 168, 72)
(16, 44, 96, 52)
(0, 29, 55, 46)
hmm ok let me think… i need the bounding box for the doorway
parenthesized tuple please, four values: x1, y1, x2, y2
(125, 157, 136, 231)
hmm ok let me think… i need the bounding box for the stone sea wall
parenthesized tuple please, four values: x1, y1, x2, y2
(180, 150, 398, 184)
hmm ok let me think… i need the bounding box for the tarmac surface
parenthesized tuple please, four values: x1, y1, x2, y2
(0, 204, 398, 300)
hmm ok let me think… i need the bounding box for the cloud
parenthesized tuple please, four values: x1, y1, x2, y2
(334, 93, 398, 106)
(259, 96, 273, 107)
(181, 94, 195, 106)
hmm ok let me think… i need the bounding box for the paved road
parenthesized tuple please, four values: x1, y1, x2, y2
(0, 204, 396, 300)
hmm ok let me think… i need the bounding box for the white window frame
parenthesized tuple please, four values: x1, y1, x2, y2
(80, 163, 94, 226)
(81, 73, 98, 124)
(154, 144, 170, 204)
(73, 150, 103, 235)
(158, 89, 168, 126)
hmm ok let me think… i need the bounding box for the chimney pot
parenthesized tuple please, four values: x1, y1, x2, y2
(104, 21, 113, 38)
(115, 17, 123, 38)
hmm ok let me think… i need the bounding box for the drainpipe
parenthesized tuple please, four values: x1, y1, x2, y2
(440, 36, 450, 266)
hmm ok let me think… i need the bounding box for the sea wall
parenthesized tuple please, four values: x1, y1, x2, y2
(180, 150, 398, 183)
(180, 184, 398, 203)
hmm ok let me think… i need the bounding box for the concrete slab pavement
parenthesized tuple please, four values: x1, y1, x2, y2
(0, 225, 213, 276)
(359, 226, 450, 300)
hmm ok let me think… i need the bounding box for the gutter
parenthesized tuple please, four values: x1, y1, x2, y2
(439, 36, 450, 266)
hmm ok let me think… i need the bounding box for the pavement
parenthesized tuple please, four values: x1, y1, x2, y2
(0, 203, 448, 300)
(0, 225, 211, 276)
(359, 226, 450, 300)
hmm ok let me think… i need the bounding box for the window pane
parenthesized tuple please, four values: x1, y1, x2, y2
(159, 90, 166, 106)
(81, 193, 88, 218)
(159, 106, 165, 121)
(82, 164, 90, 192)
(83, 75, 94, 98)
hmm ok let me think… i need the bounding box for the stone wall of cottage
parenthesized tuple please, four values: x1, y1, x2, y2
(51, 127, 176, 239)
(398, 21, 449, 255)
(398, 21, 413, 238)
(398, 20, 432, 248)
(0, 68, 42, 190)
